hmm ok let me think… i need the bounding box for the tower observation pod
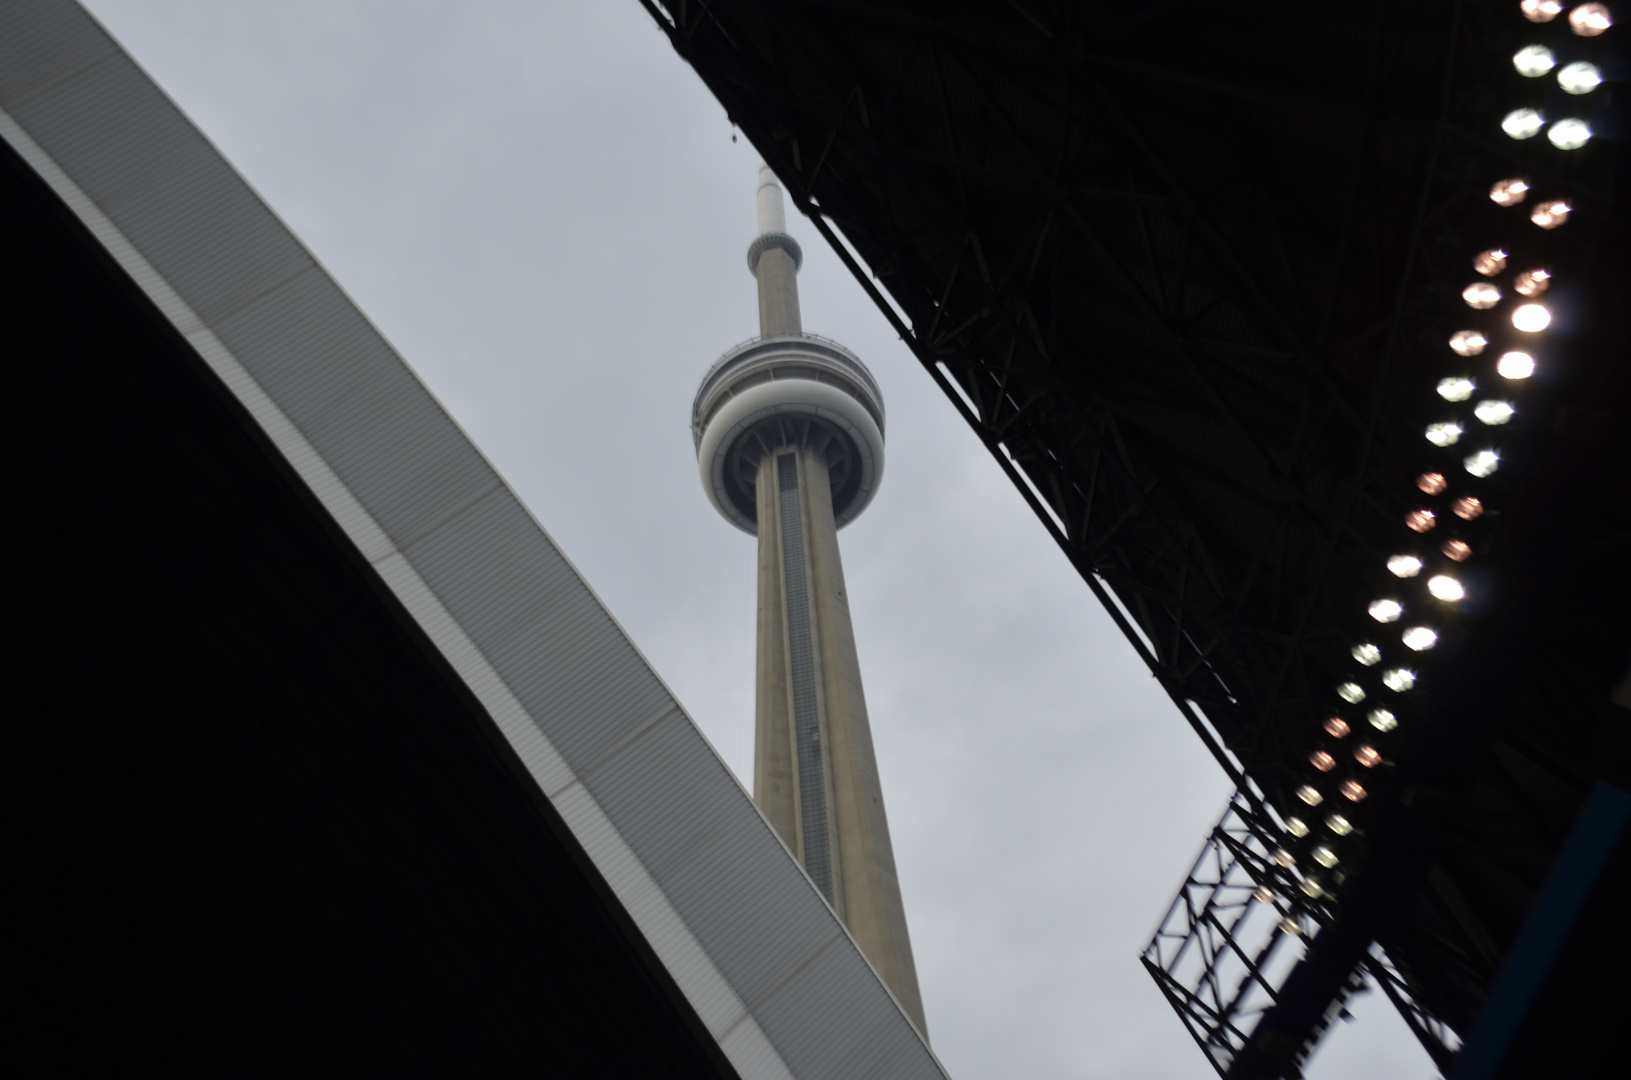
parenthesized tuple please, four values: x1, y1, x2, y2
(691, 168, 925, 1034)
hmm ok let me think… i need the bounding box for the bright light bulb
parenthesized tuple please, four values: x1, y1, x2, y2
(1341, 780, 1368, 802)
(1388, 555, 1423, 578)
(1438, 377, 1475, 401)
(1327, 814, 1353, 835)
(1570, 3, 1613, 35)
(1465, 450, 1500, 477)
(1352, 643, 1382, 667)
(1253, 885, 1275, 903)
(1548, 118, 1592, 149)
(1513, 303, 1552, 331)
(1503, 108, 1545, 139)
(1337, 682, 1367, 703)
(1462, 282, 1502, 309)
(1274, 847, 1296, 867)
(1428, 575, 1465, 601)
(1442, 539, 1472, 562)
(1475, 400, 1515, 425)
(1418, 472, 1447, 495)
(1402, 626, 1438, 651)
(1297, 785, 1324, 806)
(1473, 248, 1509, 275)
(1325, 716, 1351, 738)
(1280, 917, 1302, 935)
(1531, 199, 1571, 228)
(1369, 708, 1398, 732)
(1490, 178, 1530, 206)
(1354, 746, 1382, 768)
(1522, 0, 1564, 20)
(1426, 422, 1463, 446)
(1287, 817, 1309, 837)
(1514, 44, 1557, 75)
(1369, 599, 1403, 623)
(1449, 330, 1488, 356)
(1381, 667, 1417, 692)
(1453, 496, 1484, 520)
(1310, 750, 1336, 772)
(1313, 845, 1339, 868)
(1559, 60, 1604, 92)
(1406, 510, 1436, 533)
(1514, 269, 1551, 296)
(1498, 351, 1536, 379)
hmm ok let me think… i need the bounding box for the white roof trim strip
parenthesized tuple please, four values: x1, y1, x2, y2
(0, 4, 946, 1077)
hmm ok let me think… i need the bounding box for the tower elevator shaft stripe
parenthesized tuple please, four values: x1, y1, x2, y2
(777, 452, 834, 903)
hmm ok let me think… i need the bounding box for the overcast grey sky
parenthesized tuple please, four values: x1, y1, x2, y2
(78, 3, 1438, 1077)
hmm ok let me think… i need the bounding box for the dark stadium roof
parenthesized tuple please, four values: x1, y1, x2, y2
(641, 1, 1631, 1075)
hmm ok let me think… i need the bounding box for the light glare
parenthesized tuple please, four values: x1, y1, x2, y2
(1418, 472, 1447, 495)
(1475, 400, 1515, 425)
(1369, 599, 1403, 623)
(1514, 44, 1557, 75)
(1531, 200, 1571, 228)
(1514, 269, 1551, 296)
(1453, 496, 1484, 521)
(1310, 750, 1336, 772)
(1449, 330, 1488, 356)
(1354, 746, 1382, 768)
(1438, 377, 1475, 402)
(1513, 303, 1552, 331)
(1569, 3, 1613, 34)
(1388, 555, 1423, 578)
(1559, 60, 1604, 93)
(1498, 351, 1536, 379)
(1426, 422, 1463, 446)
(1465, 450, 1500, 477)
(1489, 179, 1530, 206)
(1297, 785, 1324, 806)
(1352, 643, 1382, 667)
(1428, 575, 1465, 601)
(1548, 118, 1592, 149)
(1463, 282, 1502, 309)
(1325, 716, 1351, 738)
(1522, 0, 1564, 19)
(1313, 845, 1339, 868)
(1502, 108, 1545, 140)
(1402, 626, 1439, 650)
(1381, 667, 1417, 692)
(1341, 780, 1368, 802)
(1474, 248, 1509, 275)
(1327, 814, 1353, 835)
(1287, 817, 1309, 837)
(1442, 539, 1472, 562)
(1406, 510, 1436, 534)
(1338, 682, 1367, 703)
(1369, 708, 1398, 732)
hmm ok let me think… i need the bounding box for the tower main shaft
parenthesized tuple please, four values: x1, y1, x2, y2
(693, 169, 924, 1034)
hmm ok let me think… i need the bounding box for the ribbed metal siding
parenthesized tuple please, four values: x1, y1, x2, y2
(0, 3, 944, 1077)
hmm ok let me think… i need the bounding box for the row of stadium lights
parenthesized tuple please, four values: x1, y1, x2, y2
(1260, 1, 1612, 928)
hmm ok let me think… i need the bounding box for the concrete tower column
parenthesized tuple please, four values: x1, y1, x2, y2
(752, 440, 925, 1031)
(693, 169, 925, 1035)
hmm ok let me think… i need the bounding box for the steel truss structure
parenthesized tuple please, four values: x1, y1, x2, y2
(1144, 790, 1460, 1075)
(641, 1, 1631, 1076)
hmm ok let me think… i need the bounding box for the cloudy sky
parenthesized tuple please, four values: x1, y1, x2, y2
(78, 3, 1437, 1076)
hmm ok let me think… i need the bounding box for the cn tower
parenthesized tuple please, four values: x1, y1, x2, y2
(692, 168, 925, 1032)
